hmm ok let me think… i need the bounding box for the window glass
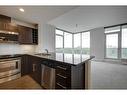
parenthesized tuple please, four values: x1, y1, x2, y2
(74, 33, 81, 54)
(122, 25, 127, 58)
(106, 34, 118, 58)
(56, 29, 63, 35)
(82, 32, 90, 55)
(64, 32, 73, 53)
(55, 35, 63, 53)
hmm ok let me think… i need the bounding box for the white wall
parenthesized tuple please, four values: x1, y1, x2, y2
(35, 23, 55, 53)
(90, 27, 105, 61)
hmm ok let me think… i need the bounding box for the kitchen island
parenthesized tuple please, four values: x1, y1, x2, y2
(26, 53, 94, 89)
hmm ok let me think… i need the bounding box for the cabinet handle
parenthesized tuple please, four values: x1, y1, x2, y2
(16, 61, 19, 69)
(57, 66, 67, 70)
(57, 74, 67, 79)
(56, 83, 66, 89)
(32, 64, 36, 72)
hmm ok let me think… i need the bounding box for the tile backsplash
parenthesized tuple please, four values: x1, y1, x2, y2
(0, 43, 36, 55)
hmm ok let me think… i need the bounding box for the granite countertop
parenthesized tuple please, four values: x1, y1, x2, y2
(0, 54, 22, 59)
(0, 53, 94, 66)
(30, 53, 95, 66)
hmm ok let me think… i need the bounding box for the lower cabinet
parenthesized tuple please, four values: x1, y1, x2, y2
(21, 55, 30, 76)
(21, 55, 72, 89)
(21, 55, 42, 85)
(21, 55, 84, 89)
(55, 62, 71, 89)
(29, 56, 42, 85)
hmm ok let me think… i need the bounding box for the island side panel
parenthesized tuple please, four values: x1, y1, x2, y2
(71, 64, 84, 89)
(85, 60, 91, 89)
(71, 61, 91, 89)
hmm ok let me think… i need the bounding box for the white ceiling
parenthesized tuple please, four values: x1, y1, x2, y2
(49, 6, 127, 33)
(1, 6, 127, 33)
(0, 6, 77, 24)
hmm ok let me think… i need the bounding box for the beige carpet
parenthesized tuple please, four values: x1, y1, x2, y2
(0, 75, 42, 89)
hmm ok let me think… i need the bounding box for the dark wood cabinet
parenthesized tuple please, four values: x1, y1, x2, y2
(0, 14, 11, 23)
(55, 62, 71, 89)
(21, 55, 42, 85)
(0, 23, 6, 31)
(0, 23, 18, 33)
(18, 25, 33, 44)
(21, 55, 30, 76)
(32, 29, 38, 44)
(18, 25, 38, 44)
(21, 55, 86, 89)
(0, 14, 38, 45)
(5, 23, 18, 32)
(29, 56, 42, 84)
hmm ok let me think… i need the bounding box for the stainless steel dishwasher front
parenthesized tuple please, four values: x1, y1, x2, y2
(41, 64, 55, 89)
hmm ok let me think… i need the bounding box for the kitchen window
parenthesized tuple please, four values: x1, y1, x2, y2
(122, 25, 127, 59)
(55, 29, 90, 56)
(64, 32, 73, 53)
(55, 29, 64, 53)
(105, 24, 127, 59)
(82, 32, 90, 56)
(74, 33, 81, 54)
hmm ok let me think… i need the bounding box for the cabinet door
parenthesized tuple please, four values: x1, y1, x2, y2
(29, 56, 42, 85)
(18, 25, 33, 44)
(0, 23, 6, 31)
(0, 14, 11, 23)
(0, 23, 18, 33)
(5, 23, 18, 32)
(21, 55, 30, 76)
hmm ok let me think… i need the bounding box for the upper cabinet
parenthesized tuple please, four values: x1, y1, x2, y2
(0, 23, 18, 32)
(18, 25, 38, 45)
(0, 14, 38, 45)
(6, 23, 18, 33)
(0, 14, 11, 23)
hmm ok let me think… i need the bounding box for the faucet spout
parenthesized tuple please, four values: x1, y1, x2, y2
(45, 49, 48, 54)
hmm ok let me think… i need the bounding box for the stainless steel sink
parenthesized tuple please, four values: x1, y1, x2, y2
(35, 53, 51, 56)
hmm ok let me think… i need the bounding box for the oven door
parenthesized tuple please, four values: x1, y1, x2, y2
(0, 58, 21, 79)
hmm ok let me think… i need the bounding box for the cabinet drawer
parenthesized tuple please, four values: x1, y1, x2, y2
(56, 68, 70, 77)
(56, 82, 67, 89)
(56, 62, 71, 70)
(56, 75, 70, 87)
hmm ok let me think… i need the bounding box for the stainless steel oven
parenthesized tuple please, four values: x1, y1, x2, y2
(0, 57, 21, 84)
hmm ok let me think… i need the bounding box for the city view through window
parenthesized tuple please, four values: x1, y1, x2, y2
(56, 24, 127, 59)
(105, 25, 127, 59)
(55, 29, 90, 56)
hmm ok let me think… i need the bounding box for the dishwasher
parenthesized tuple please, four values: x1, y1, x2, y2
(41, 63, 55, 89)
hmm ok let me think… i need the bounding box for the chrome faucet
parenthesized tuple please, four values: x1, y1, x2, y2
(45, 49, 48, 54)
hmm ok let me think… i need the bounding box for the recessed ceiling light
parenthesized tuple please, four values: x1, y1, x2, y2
(19, 8, 24, 12)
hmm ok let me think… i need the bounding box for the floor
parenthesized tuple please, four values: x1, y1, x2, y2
(0, 75, 42, 89)
(91, 61, 127, 89)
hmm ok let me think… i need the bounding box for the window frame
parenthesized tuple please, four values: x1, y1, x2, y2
(55, 28, 90, 55)
(104, 26, 122, 60)
(55, 28, 64, 53)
